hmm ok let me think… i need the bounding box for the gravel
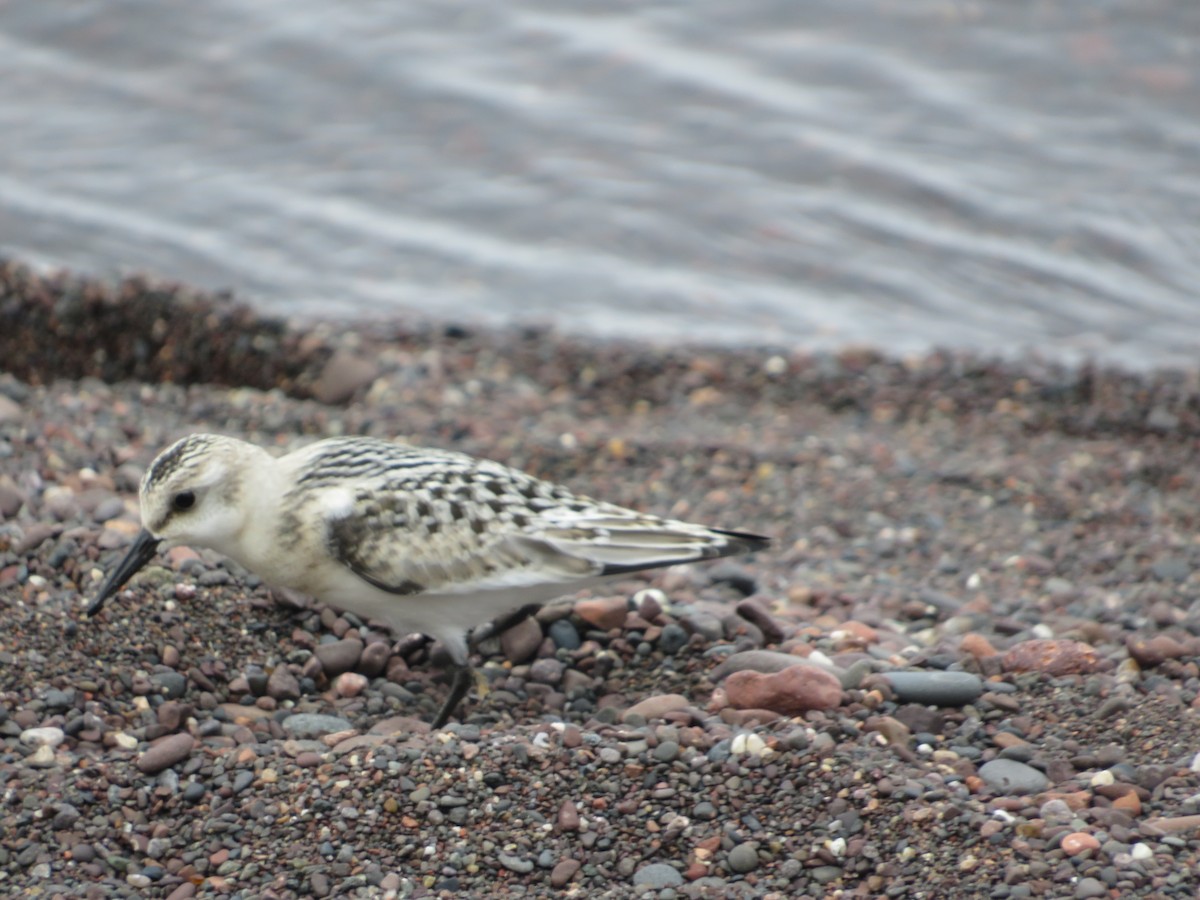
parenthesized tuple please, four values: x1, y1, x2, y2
(4, 261, 1200, 896)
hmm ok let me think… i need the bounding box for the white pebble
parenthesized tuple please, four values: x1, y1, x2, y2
(763, 355, 787, 375)
(1130, 843, 1153, 861)
(824, 837, 846, 858)
(1090, 770, 1115, 787)
(20, 726, 65, 748)
(27, 744, 57, 767)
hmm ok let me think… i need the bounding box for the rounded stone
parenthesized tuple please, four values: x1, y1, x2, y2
(978, 758, 1049, 795)
(882, 671, 983, 706)
(632, 863, 683, 888)
(727, 841, 760, 874)
(136, 733, 195, 774)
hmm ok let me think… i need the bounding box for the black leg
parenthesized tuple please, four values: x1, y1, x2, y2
(470, 603, 541, 647)
(431, 663, 474, 730)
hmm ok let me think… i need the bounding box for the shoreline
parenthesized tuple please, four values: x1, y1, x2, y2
(2, 260, 1200, 898)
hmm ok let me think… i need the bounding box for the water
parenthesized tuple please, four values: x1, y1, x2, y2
(2, 1, 1198, 370)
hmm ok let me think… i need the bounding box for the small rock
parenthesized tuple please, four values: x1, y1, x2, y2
(632, 863, 683, 888)
(136, 733, 195, 774)
(500, 616, 543, 664)
(498, 852, 534, 874)
(723, 664, 843, 715)
(654, 741, 680, 763)
(1003, 639, 1103, 676)
(1061, 832, 1101, 856)
(529, 657, 565, 685)
(657, 623, 689, 654)
(977, 758, 1049, 795)
(574, 596, 627, 631)
(882, 671, 983, 706)
(333, 672, 368, 697)
(314, 639, 363, 676)
(267, 665, 302, 701)
(713, 649, 840, 680)
(550, 858, 581, 888)
(312, 348, 380, 404)
(736, 598, 784, 644)
(548, 619, 582, 650)
(727, 841, 760, 874)
(26, 744, 57, 768)
(557, 799, 580, 832)
(679, 610, 724, 642)
(624, 693, 692, 722)
(20, 726, 65, 748)
(1127, 634, 1188, 668)
(358, 640, 392, 677)
(707, 561, 759, 595)
(281, 713, 355, 738)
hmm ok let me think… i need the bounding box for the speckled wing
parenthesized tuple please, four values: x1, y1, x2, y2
(318, 443, 767, 596)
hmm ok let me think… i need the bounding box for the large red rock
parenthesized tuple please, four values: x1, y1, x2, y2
(723, 664, 843, 716)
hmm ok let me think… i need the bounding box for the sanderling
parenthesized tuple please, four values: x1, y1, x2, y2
(89, 433, 769, 726)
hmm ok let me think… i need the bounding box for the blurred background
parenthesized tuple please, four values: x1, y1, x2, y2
(1, 0, 1197, 370)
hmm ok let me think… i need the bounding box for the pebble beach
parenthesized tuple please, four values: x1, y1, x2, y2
(3, 261, 1200, 899)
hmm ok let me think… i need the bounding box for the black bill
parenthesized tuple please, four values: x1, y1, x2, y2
(87, 528, 162, 617)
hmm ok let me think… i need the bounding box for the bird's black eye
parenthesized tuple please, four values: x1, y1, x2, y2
(172, 491, 196, 511)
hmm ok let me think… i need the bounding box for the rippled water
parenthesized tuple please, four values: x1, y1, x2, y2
(2, 1, 1198, 369)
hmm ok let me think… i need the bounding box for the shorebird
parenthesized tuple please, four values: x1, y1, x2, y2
(89, 434, 769, 726)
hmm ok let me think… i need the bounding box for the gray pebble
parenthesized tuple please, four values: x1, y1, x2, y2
(882, 671, 983, 706)
(727, 841, 760, 873)
(978, 758, 1049, 795)
(654, 740, 680, 763)
(498, 852, 534, 874)
(529, 657, 565, 685)
(657, 623, 689, 654)
(281, 713, 354, 738)
(548, 619, 581, 650)
(633, 863, 683, 887)
(151, 672, 188, 699)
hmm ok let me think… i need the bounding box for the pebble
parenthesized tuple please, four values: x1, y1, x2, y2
(657, 623, 689, 654)
(713, 649, 839, 679)
(624, 693, 692, 721)
(498, 852, 534, 874)
(1062, 832, 1101, 856)
(550, 858, 581, 887)
(333, 671, 369, 697)
(281, 714, 355, 738)
(136, 733, 195, 774)
(267, 665, 302, 701)
(723, 664, 843, 715)
(574, 596, 628, 631)
(548, 618, 582, 650)
(313, 638, 363, 676)
(1003, 639, 1103, 676)
(500, 616, 543, 663)
(727, 841, 760, 873)
(20, 726, 65, 748)
(882, 671, 984, 706)
(632, 863, 683, 888)
(311, 347, 380, 404)
(977, 759, 1050, 795)
(529, 657, 565, 686)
